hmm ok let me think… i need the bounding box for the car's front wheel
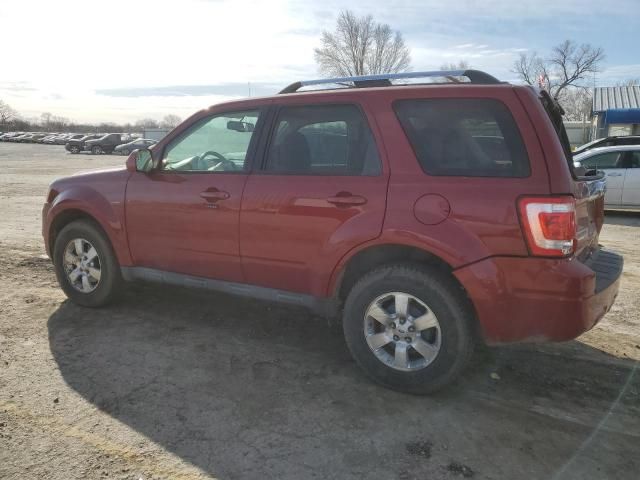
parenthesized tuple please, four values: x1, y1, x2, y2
(342, 264, 474, 394)
(53, 220, 122, 307)
(119, 148, 130, 156)
(91, 145, 103, 154)
(69, 145, 80, 154)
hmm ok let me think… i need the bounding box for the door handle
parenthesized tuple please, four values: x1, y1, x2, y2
(606, 172, 623, 177)
(327, 192, 367, 207)
(200, 188, 230, 202)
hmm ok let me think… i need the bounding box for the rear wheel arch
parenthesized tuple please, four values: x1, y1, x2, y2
(332, 243, 482, 338)
(333, 244, 450, 299)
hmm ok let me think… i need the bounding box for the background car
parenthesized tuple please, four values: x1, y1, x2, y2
(573, 135, 640, 155)
(55, 133, 83, 145)
(113, 138, 157, 155)
(15, 133, 41, 143)
(0, 132, 23, 141)
(65, 134, 102, 153)
(84, 133, 131, 154)
(42, 134, 68, 144)
(574, 145, 640, 208)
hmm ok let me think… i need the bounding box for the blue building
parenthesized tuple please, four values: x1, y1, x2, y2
(591, 86, 640, 139)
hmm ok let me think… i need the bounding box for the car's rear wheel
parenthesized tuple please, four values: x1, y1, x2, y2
(91, 145, 103, 154)
(342, 264, 474, 394)
(69, 145, 80, 154)
(53, 220, 122, 307)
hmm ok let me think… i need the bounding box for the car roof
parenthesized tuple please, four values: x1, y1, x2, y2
(574, 144, 640, 161)
(205, 82, 516, 113)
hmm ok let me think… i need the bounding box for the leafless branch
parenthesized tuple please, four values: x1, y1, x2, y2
(314, 10, 411, 77)
(512, 40, 604, 99)
(0, 99, 18, 125)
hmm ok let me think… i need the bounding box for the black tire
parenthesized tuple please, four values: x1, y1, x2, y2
(91, 145, 103, 154)
(120, 149, 130, 156)
(53, 220, 122, 307)
(69, 145, 80, 154)
(342, 264, 474, 394)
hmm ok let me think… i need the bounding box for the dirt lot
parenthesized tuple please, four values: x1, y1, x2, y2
(1, 142, 639, 480)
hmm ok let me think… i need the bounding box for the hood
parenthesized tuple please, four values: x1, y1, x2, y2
(49, 166, 128, 192)
(70, 166, 126, 178)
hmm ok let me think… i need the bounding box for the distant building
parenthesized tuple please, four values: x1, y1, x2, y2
(591, 86, 640, 139)
(563, 121, 590, 148)
(142, 128, 171, 141)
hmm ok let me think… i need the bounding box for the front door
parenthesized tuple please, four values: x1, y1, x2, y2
(125, 109, 263, 282)
(239, 103, 388, 296)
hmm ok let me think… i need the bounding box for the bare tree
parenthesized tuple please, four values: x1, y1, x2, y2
(0, 99, 18, 126)
(314, 10, 411, 77)
(135, 118, 159, 129)
(440, 60, 470, 71)
(558, 88, 592, 121)
(40, 112, 53, 131)
(512, 40, 604, 99)
(160, 114, 182, 129)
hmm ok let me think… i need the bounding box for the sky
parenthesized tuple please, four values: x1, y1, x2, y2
(1, 0, 639, 124)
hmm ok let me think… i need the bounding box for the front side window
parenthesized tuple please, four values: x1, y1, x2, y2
(580, 152, 623, 169)
(162, 110, 261, 172)
(264, 104, 381, 176)
(394, 98, 530, 177)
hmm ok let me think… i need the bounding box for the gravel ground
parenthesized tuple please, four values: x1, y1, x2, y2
(1, 142, 639, 480)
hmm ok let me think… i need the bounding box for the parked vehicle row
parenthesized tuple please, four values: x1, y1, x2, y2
(1, 132, 51, 143)
(0, 131, 157, 154)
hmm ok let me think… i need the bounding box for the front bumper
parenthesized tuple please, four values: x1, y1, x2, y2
(42, 202, 52, 256)
(454, 249, 623, 344)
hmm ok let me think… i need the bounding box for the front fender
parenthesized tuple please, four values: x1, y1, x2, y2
(45, 183, 132, 266)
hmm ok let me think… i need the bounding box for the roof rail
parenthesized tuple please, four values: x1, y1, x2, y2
(279, 69, 501, 94)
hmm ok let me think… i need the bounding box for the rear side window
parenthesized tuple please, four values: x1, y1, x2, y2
(394, 99, 530, 177)
(264, 104, 381, 176)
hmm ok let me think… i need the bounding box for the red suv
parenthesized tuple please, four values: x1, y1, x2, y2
(43, 70, 623, 394)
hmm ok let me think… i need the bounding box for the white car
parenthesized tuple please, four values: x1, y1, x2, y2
(574, 145, 640, 208)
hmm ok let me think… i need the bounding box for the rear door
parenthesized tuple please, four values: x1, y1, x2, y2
(239, 101, 388, 296)
(578, 151, 626, 206)
(621, 150, 640, 206)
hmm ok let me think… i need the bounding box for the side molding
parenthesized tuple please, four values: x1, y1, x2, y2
(121, 267, 340, 318)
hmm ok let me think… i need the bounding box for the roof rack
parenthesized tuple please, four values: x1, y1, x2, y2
(279, 69, 501, 94)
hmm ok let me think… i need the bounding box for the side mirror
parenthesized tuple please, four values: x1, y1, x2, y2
(126, 148, 154, 173)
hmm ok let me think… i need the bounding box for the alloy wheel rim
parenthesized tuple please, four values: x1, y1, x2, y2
(63, 238, 102, 293)
(363, 292, 442, 371)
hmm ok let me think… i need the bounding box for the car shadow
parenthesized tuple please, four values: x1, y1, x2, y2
(48, 284, 640, 480)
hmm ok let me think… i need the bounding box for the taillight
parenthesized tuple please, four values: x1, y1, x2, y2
(518, 196, 576, 257)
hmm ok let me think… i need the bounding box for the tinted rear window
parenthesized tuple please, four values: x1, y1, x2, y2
(394, 99, 530, 177)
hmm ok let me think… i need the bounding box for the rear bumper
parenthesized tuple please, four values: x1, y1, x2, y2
(454, 249, 623, 344)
